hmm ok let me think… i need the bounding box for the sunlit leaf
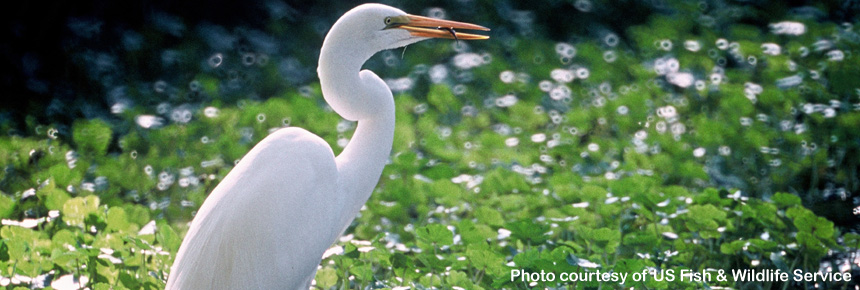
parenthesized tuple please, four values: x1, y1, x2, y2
(314, 267, 337, 289)
(62, 195, 100, 227)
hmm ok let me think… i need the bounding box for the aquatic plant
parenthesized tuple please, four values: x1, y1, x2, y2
(1, 0, 858, 289)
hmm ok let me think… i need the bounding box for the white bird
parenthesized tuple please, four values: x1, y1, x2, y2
(165, 4, 488, 289)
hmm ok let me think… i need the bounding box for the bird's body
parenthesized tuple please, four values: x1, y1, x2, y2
(166, 4, 487, 289)
(167, 128, 339, 289)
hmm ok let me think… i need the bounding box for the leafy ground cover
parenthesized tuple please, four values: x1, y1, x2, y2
(1, 0, 859, 289)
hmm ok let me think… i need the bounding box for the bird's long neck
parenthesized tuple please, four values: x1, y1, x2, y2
(318, 42, 395, 230)
(336, 107, 394, 221)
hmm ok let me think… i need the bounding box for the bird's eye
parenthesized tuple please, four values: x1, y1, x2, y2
(384, 17, 392, 25)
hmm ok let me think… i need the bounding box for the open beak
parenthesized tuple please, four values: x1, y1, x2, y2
(395, 15, 489, 40)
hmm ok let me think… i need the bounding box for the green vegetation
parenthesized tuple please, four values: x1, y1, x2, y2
(1, 0, 859, 289)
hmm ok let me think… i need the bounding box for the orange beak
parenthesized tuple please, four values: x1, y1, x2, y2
(394, 15, 490, 40)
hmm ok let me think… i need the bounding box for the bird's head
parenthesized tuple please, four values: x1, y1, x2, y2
(318, 4, 488, 121)
(322, 4, 489, 59)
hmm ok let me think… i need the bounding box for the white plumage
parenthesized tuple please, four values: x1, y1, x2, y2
(166, 4, 487, 289)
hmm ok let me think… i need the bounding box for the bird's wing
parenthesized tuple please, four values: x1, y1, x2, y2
(167, 127, 338, 290)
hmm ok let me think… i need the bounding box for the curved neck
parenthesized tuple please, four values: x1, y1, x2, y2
(335, 109, 394, 224)
(318, 44, 367, 88)
(318, 38, 395, 231)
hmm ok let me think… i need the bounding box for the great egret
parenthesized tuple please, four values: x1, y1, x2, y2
(165, 4, 488, 289)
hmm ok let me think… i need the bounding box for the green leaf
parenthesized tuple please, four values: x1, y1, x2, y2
(684, 204, 726, 236)
(45, 187, 71, 211)
(124, 236, 152, 250)
(613, 258, 646, 273)
(719, 240, 746, 254)
(51, 248, 87, 271)
(51, 229, 78, 250)
(589, 227, 619, 241)
(788, 206, 835, 240)
(693, 188, 725, 206)
(125, 205, 152, 227)
(351, 264, 373, 282)
(95, 257, 120, 284)
(796, 232, 821, 250)
(423, 164, 456, 180)
(458, 220, 495, 244)
(512, 248, 540, 268)
(3, 239, 27, 261)
(416, 224, 454, 249)
(156, 220, 182, 252)
(449, 270, 481, 289)
(314, 267, 338, 289)
(92, 234, 123, 257)
(1, 225, 39, 243)
(14, 260, 42, 277)
(0, 240, 9, 261)
(580, 185, 608, 201)
(748, 239, 778, 252)
(106, 207, 130, 233)
(341, 245, 358, 260)
(483, 168, 530, 194)
(72, 119, 113, 156)
(417, 251, 450, 271)
(622, 231, 658, 247)
(47, 163, 82, 188)
(474, 206, 504, 227)
(427, 179, 463, 206)
(1, 226, 40, 262)
(466, 244, 496, 270)
(391, 252, 409, 269)
(119, 271, 140, 289)
(845, 233, 860, 248)
(582, 227, 621, 254)
(62, 195, 100, 227)
(505, 219, 549, 245)
(772, 192, 801, 208)
(0, 192, 14, 218)
(93, 283, 115, 290)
